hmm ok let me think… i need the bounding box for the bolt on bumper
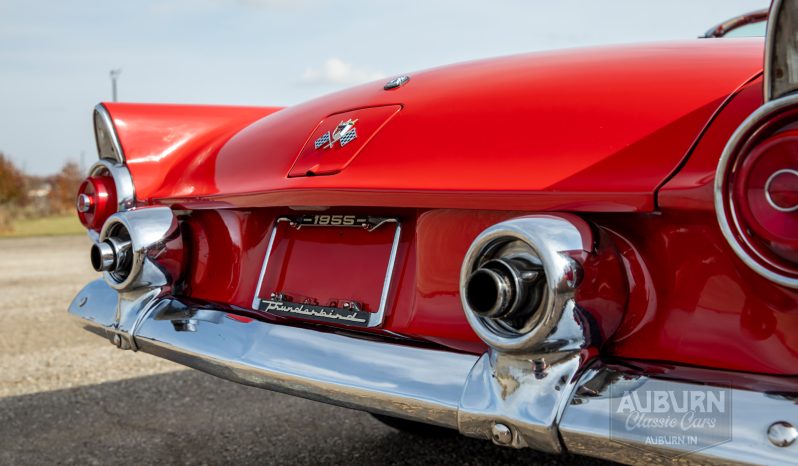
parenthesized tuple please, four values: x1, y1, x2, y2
(69, 279, 798, 465)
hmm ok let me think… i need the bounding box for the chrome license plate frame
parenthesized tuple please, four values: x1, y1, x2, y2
(251, 215, 402, 328)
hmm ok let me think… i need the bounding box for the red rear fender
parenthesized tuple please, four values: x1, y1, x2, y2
(101, 103, 283, 202)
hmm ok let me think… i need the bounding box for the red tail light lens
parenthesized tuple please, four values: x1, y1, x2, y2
(735, 132, 798, 263)
(716, 98, 798, 288)
(76, 175, 117, 231)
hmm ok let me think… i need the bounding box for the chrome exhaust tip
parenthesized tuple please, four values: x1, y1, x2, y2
(90, 241, 115, 272)
(460, 215, 591, 352)
(464, 258, 543, 320)
(94, 206, 183, 291)
(90, 235, 132, 275)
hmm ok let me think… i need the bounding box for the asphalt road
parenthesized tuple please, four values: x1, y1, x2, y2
(0, 235, 616, 465)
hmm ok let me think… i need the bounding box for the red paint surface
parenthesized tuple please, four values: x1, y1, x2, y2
(103, 103, 283, 202)
(179, 206, 798, 374)
(736, 130, 798, 265)
(599, 211, 798, 374)
(177, 205, 798, 375)
(94, 38, 798, 375)
(659, 77, 764, 209)
(105, 39, 763, 213)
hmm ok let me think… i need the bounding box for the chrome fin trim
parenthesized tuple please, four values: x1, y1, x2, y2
(765, 0, 798, 102)
(93, 103, 126, 164)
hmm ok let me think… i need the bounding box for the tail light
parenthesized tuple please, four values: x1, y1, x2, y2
(76, 174, 117, 231)
(716, 95, 798, 288)
(77, 104, 136, 234)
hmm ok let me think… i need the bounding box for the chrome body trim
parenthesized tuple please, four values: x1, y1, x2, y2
(768, 421, 798, 447)
(702, 9, 768, 39)
(375, 220, 402, 327)
(384, 75, 410, 90)
(765, 0, 798, 101)
(456, 215, 596, 452)
(714, 93, 798, 289)
(69, 280, 798, 465)
(457, 313, 586, 453)
(460, 215, 587, 352)
(76, 193, 92, 213)
(71, 279, 476, 428)
(93, 103, 126, 163)
(765, 168, 798, 212)
(250, 218, 286, 311)
(560, 362, 798, 465)
(251, 216, 402, 328)
(89, 159, 136, 212)
(98, 206, 182, 291)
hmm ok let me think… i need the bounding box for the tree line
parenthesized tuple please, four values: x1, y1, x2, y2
(0, 152, 84, 232)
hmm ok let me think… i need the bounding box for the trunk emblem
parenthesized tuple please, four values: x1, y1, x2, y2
(384, 75, 410, 90)
(314, 118, 358, 150)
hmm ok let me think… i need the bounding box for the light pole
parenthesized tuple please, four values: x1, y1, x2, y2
(110, 69, 122, 102)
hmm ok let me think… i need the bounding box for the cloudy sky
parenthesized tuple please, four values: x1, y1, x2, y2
(0, 0, 769, 175)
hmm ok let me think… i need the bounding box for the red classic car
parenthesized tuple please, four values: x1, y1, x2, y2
(69, 2, 797, 464)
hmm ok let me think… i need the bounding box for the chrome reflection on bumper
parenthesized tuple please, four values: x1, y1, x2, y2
(560, 364, 798, 465)
(69, 281, 798, 465)
(69, 280, 476, 428)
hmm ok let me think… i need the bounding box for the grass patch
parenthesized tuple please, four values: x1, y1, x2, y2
(0, 215, 85, 238)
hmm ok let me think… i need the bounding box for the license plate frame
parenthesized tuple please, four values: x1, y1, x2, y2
(251, 215, 402, 328)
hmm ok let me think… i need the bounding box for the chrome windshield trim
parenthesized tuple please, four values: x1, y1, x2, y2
(702, 9, 768, 38)
(93, 103, 126, 164)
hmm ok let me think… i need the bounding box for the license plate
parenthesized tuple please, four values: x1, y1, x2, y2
(252, 215, 401, 328)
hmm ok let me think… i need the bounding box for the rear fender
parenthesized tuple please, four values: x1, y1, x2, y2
(99, 103, 282, 202)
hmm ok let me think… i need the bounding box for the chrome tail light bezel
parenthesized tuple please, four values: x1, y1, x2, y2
(88, 160, 136, 212)
(715, 93, 798, 289)
(93, 103, 126, 164)
(80, 103, 136, 239)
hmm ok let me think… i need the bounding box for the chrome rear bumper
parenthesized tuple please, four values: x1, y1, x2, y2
(70, 280, 798, 465)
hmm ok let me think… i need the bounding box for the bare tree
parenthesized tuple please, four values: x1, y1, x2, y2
(0, 152, 25, 204)
(49, 161, 83, 214)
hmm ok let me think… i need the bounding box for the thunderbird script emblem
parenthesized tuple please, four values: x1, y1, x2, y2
(314, 118, 358, 150)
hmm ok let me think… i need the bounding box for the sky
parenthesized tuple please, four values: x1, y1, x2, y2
(0, 0, 769, 175)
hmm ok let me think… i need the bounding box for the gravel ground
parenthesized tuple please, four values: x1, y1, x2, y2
(0, 235, 616, 465)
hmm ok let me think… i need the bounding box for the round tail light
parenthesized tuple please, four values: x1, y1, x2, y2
(76, 174, 117, 231)
(716, 95, 798, 287)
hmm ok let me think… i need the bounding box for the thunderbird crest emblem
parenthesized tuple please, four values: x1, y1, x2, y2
(314, 119, 358, 150)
